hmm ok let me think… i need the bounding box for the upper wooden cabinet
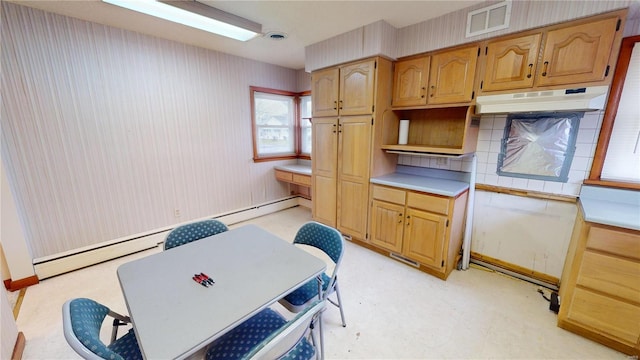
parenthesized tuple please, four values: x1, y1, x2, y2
(311, 67, 340, 117)
(391, 45, 479, 108)
(311, 59, 376, 117)
(481, 9, 625, 93)
(483, 33, 542, 91)
(392, 57, 430, 107)
(537, 16, 620, 87)
(428, 46, 479, 105)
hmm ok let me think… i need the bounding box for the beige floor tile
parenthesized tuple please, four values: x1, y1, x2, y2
(15, 206, 626, 359)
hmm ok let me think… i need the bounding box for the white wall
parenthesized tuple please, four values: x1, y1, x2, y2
(1, 2, 302, 262)
(1, 287, 18, 360)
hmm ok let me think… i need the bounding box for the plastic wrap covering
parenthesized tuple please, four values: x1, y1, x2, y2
(498, 113, 580, 182)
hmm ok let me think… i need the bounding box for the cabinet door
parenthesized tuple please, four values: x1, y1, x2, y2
(428, 46, 478, 104)
(537, 17, 619, 87)
(392, 57, 430, 107)
(337, 116, 372, 239)
(312, 117, 338, 226)
(483, 34, 542, 92)
(312, 67, 340, 117)
(403, 208, 446, 268)
(370, 200, 405, 252)
(339, 60, 376, 116)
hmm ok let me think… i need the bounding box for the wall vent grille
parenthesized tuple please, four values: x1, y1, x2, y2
(466, 0, 511, 38)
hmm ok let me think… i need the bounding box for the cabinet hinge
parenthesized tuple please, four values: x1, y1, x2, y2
(471, 91, 475, 100)
(371, 118, 374, 125)
(366, 232, 369, 239)
(605, 65, 610, 77)
(441, 260, 445, 267)
(477, 47, 480, 57)
(485, 47, 488, 55)
(446, 219, 449, 227)
(480, 81, 483, 90)
(372, 105, 375, 112)
(374, 61, 377, 69)
(616, 19, 621, 31)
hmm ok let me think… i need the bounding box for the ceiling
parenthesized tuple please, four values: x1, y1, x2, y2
(10, 0, 485, 70)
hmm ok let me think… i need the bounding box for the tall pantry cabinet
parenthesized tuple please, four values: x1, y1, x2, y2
(311, 57, 394, 240)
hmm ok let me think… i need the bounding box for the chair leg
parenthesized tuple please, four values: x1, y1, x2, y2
(333, 282, 346, 327)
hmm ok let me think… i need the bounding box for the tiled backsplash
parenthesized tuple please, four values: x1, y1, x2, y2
(398, 110, 604, 197)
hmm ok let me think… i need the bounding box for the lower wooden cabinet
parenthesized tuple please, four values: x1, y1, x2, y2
(369, 184, 468, 280)
(558, 207, 640, 356)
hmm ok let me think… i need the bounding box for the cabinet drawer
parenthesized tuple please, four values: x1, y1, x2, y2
(406, 192, 450, 215)
(587, 225, 640, 261)
(577, 251, 640, 303)
(567, 287, 640, 345)
(372, 185, 406, 205)
(275, 170, 293, 182)
(292, 174, 311, 186)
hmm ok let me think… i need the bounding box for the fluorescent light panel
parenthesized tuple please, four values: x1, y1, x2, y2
(102, 0, 261, 41)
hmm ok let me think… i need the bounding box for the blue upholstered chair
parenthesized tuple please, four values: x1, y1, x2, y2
(164, 219, 229, 250)
(62, 298, 143, 360)
(206, 300, 325, 360)
(279, 221, 346, 327)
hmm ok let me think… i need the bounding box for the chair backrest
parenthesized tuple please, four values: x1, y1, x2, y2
(164, 219, 228, 250)
(62, 298, 123, 360)
(294, 221, 344, 282)
(245, 300, 326, 360)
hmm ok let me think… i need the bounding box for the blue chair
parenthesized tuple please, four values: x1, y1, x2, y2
(164, 219, 228, 250)
(279, 221, 346, 327)
(62, 298, 142, 360)
(206, 300, 325, 360)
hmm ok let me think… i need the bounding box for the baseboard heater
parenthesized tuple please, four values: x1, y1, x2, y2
(389, 253, 420, 268)
(470, 258, 559, 291)
(33, 197, 303, 279)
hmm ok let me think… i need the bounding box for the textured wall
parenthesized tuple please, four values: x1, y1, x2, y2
(305, 0, 633, 70)
(1, 2, 300, 259)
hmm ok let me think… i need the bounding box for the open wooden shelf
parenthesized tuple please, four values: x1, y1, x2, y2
(381, 105, 479, 155)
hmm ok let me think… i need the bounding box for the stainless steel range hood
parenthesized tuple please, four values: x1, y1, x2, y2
(476, 86, 609, 114)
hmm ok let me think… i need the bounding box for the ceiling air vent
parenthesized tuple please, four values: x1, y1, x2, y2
(466, 0, 511, 38)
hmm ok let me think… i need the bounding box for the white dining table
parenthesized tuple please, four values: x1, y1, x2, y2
(117, 224, 326, 359)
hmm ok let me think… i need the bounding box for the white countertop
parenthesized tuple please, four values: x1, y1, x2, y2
(275, 164, 311, 175)
(579, 186, 640, 231)
(370, 172, 469, 197)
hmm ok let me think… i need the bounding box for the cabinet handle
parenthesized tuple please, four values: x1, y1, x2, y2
(421, 86, 426, 98)
(406, 215, 410, 226)
(338, 123, 342, 133)
(527, 64, 533, 78)
(339, 100, 343, 110)
(332, 124, 337, 133)
(430, 85, 435, 97)
(333, 100, 337, 110)
(398, 213, 403, 224)
(541, 61, 549, 77)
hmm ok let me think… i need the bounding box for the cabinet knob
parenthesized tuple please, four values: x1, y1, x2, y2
(339, 100, 343, 110)
(527, 64, 533, 78)
(333, 100, 337, 110)
(542, 61, 549, 77)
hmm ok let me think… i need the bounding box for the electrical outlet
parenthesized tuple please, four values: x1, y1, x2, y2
(174, 208, 181, 217)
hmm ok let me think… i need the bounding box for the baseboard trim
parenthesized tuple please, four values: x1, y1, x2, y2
(11, 332, 25, 360)
(33, 197, 301, 280)
(3, 276, 39, 292)
(470, 252, 559, 290)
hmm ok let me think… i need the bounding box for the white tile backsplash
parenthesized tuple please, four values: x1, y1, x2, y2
(396, 110, 604, 197)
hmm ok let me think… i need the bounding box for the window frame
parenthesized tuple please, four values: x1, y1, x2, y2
(586, 35, 640, 190)
(250, 86, 310, 162)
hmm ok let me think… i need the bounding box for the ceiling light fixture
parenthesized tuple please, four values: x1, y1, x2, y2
(102, 0, 262, 41)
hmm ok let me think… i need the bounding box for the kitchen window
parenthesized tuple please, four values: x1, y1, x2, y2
(497, 113, 580, 182)
(250, 87, 311, 162)
(587, 36, 640, 189)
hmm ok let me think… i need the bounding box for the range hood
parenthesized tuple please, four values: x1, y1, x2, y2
(476, 86, 609, 114)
